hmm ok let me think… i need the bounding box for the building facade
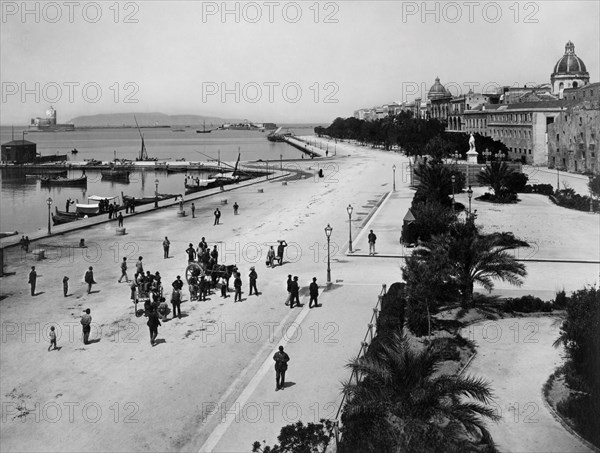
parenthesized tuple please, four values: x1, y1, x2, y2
(1, 139, 37, 163)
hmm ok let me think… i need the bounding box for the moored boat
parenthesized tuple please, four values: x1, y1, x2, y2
(40, 175, 87, 187)
(52, 211, 82, 225)
(121, 192, 179, 206)
(101, 169, 130, 182)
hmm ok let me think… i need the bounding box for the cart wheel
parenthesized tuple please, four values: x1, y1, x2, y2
(185, 263, 204, 284)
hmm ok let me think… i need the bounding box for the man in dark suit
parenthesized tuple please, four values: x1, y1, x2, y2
(84, 266, 96, 294)
(234, 272, 242, 302)
(289, 276, 301, 308)
(273, 346, 290, 391)
(309, 277, 319, 308)
(28, 266, 37, 296)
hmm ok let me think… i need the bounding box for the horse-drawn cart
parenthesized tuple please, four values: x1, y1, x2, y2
(185, 262, 238, 296)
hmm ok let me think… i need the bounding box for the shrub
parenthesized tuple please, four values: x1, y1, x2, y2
(502, 295, 553, 313)
(506, 172, 529, 193)
(523, 183, 554, 196)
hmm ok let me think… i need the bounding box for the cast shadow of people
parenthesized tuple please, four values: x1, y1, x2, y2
(281, 381, 297, 390)
(153, 338, 167, 346)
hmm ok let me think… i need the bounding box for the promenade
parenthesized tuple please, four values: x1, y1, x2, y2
(1, 137, 597, 453)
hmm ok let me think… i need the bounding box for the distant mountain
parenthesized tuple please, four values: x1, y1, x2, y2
(68, 112, 244, 127)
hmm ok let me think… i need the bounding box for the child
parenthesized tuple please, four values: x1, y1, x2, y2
(48, 326, 57, 351)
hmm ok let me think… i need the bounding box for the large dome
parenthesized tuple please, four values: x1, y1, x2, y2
(552, 41, 588, 76)
(428, 77, 451, 100)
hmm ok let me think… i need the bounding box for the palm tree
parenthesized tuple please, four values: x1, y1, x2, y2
(340, 333, 499, 453)
(414, 163, 455, 204)
(420, 222, 527, 307)
(477, 161, 515, 197)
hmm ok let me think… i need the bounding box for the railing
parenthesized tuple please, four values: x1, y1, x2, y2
(325, 284, 387, 453)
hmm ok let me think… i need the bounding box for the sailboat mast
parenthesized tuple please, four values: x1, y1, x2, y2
(134, 116, 148, 160)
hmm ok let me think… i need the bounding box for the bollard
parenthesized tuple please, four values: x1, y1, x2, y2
(116, 227, 126, 236)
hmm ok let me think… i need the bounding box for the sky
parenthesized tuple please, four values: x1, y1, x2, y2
(1, 0, 599, 124)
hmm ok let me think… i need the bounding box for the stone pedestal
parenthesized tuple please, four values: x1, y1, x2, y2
(466, 149, 478, 164)
(116, 227, 126, 235)
(177, 211, 186, 217)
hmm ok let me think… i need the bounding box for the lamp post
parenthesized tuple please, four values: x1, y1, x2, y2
(392, 164, 396, 192)
(280, 154, 283, 171)
(154, 179, 159, 207)
(451, 175, 456, 210)
(467, 185, 473, 217)
(325, 224, 333, 285)
(483, 148, 491, 163)
(347, 205, 353, 253)
(46, 197, 53, 234)
(496, 151, 505, 161)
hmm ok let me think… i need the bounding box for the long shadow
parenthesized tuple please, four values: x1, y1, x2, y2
(87, 338, 101, 344)
(88, 290, 101, 294)
(33, 291, 45, 296)
(281, 381, 297, 389)
(153, 338, 167, 346)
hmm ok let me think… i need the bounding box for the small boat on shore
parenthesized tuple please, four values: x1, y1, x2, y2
(75, 195, 120, 215)
(121, 192, 179, 207)
(52, 209, 82, 225)
(184, 177, 218, 195)
(0, 231, 19, 239)
(40, 175, 87, 187)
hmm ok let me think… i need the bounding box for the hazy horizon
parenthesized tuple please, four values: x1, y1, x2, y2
(1, 1, 599, 125)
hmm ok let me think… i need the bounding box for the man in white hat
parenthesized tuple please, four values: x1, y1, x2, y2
(249, 266, 258, 296)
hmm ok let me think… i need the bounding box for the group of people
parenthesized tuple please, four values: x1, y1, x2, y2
(19, 235, 31, 253)
(98, 198, 118, 216)
(266, 240, 287, 267)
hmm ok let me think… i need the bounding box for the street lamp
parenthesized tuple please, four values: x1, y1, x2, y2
(154, 178, 159, 208)
(496, 151, 505, 161)
(451, 175, 456, 210)
(347, 205, 353, 253)
(467, 185, 473, 217)
(483, 148, 492, 163)
(392, 164, 396, 192)
(46, 197, 53, 234)
(325, 224, 333, 285)
(280, 154, 283, 171)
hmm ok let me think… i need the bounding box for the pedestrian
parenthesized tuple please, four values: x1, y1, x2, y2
(163, 236, 170, 259)
(234, 272, 242, 302)
(117, 212, 124, 227)
(81, 309, 92, 345)
(84, 266, 96, 294)
(285, 274, 292, 306)
(108, 203, 114, 219)
(211, 245, 219, 263)
(199, 237, 208, 252)
(24, 236, 30, 253)
(130, 199, 135, 213)
(273, 345, 290, 391)
(368, 229, 377, 255)
(276, 240, 287, 266)
(266, 246, 276, 268)
(136, 256, 144, 279)
(191, 203, 196, 218)
(171, 288, 181, 319)
(20, 235, 26, 251)
(158, 297, 169, 321)
(309, 277, 319, 308)
(172, 275, 184, 292)
(290, 276, 301, 308)
(198, 276, 207, 301)
(233, 202, 239, 215)
(249, 267, 258, 296)
(147, 309, 161, 346)
(118, 257, 129, 283)
(220, 276, 228, 298)
(62, 276, 69, 297)
(186, 243, 197, 263)
(48, 326, 57, 351)
(65, 198, 72, 213)
(28, 266, 37, 296)
(214, 208, 221, 225)
(125, 202, 129, 214)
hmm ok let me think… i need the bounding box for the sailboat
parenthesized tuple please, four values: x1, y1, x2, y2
(211, 153, 241, 181)
(196, 120, 212, 134)
(134, 116, 157, 161)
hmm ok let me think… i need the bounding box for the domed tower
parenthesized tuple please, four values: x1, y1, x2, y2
(427, 77, 451, 100)
(551, 41, 589, 98)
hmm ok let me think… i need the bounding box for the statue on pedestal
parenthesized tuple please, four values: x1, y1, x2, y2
(469, 133, 476, 152)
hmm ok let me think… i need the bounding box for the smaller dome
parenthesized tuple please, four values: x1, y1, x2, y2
(552, 41, 588, 76)
(428, 77, 451, 100)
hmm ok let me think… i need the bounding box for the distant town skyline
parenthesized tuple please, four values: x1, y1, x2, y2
(1, 1, 598, 125)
